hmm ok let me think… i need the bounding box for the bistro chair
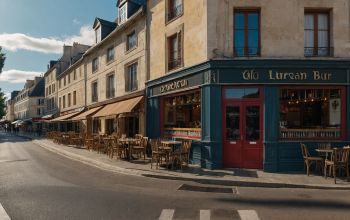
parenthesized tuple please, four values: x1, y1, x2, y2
(150, 139, 167, 169)
(110, 137, 125, 159)
(324, 147, 350, 184)
(300, 143, 324, 176)
(131, 137, 148, 160)
(168, 140, 192, 170)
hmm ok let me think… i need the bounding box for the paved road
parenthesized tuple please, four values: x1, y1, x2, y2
(0, 132, 350, 220)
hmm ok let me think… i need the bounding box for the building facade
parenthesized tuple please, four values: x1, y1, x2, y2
(14, 77, 45, 131)
(82, 0, 147, 136)
(146, 0, 350, 171)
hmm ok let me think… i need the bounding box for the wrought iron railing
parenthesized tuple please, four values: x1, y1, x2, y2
(168, 58, 182, 71)
(167, 4, 183, 21)
(304, 47, 333, 57)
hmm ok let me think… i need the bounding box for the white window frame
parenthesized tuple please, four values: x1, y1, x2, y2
(119, 3, 128, 24)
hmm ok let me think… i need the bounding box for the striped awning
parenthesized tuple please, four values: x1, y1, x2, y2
(92, 96, 143, 118)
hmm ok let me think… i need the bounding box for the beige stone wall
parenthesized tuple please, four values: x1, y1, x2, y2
(147, 0, 208, 80)
(208, 0, 350, 59)
(86, 16, 147, 107)
(57, 63, 86, 113)
(45, 68, 58, 114)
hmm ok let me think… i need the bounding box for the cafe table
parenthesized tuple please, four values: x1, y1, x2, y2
(160, 140, 182, 169)
(119, 138, 138, 160)
(315, 148, 333, 160)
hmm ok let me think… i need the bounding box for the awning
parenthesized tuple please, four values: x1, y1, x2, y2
(12, 120, 22, 125)
(50, 112, 81, 122)
(92, 96, 143, 118)
(42, 114, 53, 119)
(71, 106, 103, 121)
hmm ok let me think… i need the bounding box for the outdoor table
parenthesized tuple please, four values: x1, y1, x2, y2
(71, 137, 83, 146)
(160, 140, 182, 169)
(119, 138, 137, 160)
(315, 148, 333, 160)
(85, 138, 94, 151)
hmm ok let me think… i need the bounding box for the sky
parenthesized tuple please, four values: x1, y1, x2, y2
(0, 0, 117, 100)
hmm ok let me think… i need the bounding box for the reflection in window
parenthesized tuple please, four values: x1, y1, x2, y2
(246, 106, 260, 141)
(226, 106, 240, 141)
(280, 88, 343, 139)
(225, 88, 260, 99)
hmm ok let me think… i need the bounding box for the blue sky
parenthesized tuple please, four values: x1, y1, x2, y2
(0, 0, 117, 99)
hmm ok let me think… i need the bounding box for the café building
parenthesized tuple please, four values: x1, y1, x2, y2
(146, 59, 350, 172)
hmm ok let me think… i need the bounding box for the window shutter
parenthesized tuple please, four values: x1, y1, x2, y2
(177, 32, 182, 66)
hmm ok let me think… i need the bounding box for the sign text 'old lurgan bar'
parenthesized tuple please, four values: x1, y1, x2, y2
(242, 70, 332, 81)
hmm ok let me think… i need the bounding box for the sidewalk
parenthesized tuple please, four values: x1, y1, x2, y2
(18, 134, 350, 190)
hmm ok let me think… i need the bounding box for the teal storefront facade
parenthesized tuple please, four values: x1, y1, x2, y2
(146, 59, 350, 172)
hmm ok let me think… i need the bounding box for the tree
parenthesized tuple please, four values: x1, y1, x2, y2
(0, 46, 5, 73)
(0, 88, 6, 118)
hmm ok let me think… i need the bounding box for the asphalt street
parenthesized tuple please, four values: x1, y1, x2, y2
(0, 132, 350, 220)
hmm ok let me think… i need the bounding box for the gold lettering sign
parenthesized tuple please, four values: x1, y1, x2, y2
(242, 70, 332, 81)
(160, 79, 189, 93)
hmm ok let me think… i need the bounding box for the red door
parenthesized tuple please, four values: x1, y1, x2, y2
(223, 101, 263, 169)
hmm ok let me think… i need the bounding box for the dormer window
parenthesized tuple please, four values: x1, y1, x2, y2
(95, 26, 101, 43)
(119, 3, 127, 24)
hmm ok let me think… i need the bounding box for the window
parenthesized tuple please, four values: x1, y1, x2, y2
(107, 47, 115, 63)
(59, 79, 61, 88)
(73, 91, 76, 105)
(106, 119, 115, 135)
(52, 84, 55, 93)
(91, 81, 98, 102)
(93, 118, 101, 134)
(119, 3, 127, 24)
(46, 88, 48, 96)
(59, 97, 62, 109)
(162, 90, 201, 139)
(304, 11, 330, 57)
(64, 76, 66, 86)
(73, 70, 76, 80)
(279, 87, 345, 139)
(68, 93, 71, 107)
(167, 32, 182, 71)
(126, 31, 137, 51)
(68, 74, 71, 84)
(63, 95, 66, 108)
(125, 63, 138, 92)
(167, 0, 183, 22)
(92, 57, 99, 72)
(106, 74, 115, 98)
(234, 10, 260, 57)
(95, 26, 101, 43)
(37, 108, 41, 115)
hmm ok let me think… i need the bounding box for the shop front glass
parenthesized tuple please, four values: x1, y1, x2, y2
(162, 90, 201, 139)
(279, 87, 345, 139)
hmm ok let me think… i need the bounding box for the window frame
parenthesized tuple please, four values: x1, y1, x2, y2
(279, 85, 346, 140)
(166, 0, 184, 24)
(106, 73, 115, 99)
(304, 10, 331, 57)
(106, 46, 115, 63)
(233, 9, 261, 57)
(91, 81, 98, 102)
(126, 31, 137, 51)
(73, 91, 76, 106)
(125, 62, 138, 92)
(118, 3, 128, 24)
(92, 57, 99, 73)
(167, 31, 183, 72)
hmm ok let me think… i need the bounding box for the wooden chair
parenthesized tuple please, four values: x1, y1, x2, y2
(169, 140, 192, 170)
(324, 147, 350, 184)
(150, 139, 167, 169)
(300, 143, 324, 176)
(131, 137, 148, 160)
(110, 137, 124, 159)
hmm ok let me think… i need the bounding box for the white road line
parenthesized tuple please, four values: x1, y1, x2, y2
(0, 203, 11, 220)
(159, 209, 175, 220)
(200, 209, 210, 220)
(238, 210, 260, 220)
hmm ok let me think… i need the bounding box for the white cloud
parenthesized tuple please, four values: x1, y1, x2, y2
(0, 25, 94, 54)
(73, 19, 81, 25)
(4, 92, 11, 101)
(0, 69, 42, 83)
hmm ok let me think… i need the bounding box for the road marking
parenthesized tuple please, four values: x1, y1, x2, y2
(238, 210, 260, 220)
(200, 209, 210, 220)
(159, 209, 175, 220)
(0, 203, 11, 220)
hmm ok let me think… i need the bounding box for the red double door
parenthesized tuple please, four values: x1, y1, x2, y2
(223, 100, 263, 169)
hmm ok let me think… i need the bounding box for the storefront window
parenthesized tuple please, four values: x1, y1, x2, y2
(279, 87, 344, 139)
(162, 90, 201, 139)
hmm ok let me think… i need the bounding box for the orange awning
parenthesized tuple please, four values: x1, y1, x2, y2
(92, 96, 143, 118)
(50, 111, 81, 122)
(71, 106, 103, 121)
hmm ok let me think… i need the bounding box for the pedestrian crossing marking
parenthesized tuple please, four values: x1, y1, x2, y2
(158, 208, 259, 220)
(159, 209, 175, 220)
(200, 209, 210, 220)
(238, 210, 260, 220)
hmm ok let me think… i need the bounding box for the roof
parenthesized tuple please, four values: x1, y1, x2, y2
(92, 96, 142, 118)
(29, 78, 45, 97)
(93, 17, 117, 29)
(117, 0, 146, 7)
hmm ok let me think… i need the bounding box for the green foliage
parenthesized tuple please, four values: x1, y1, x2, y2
(0, 88, 5, 118)
(0, 46, 5, 73)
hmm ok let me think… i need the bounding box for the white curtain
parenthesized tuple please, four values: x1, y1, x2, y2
(304, 14, 314, 48)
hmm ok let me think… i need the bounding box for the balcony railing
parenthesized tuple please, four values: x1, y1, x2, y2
(304, 47, 333, 57)
(167, 4, 183, 21)
(234, 47, 260, 57)
(168, 58, 182, 71)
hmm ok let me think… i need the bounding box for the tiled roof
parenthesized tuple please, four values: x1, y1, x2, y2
(29, 78, 45, 97)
